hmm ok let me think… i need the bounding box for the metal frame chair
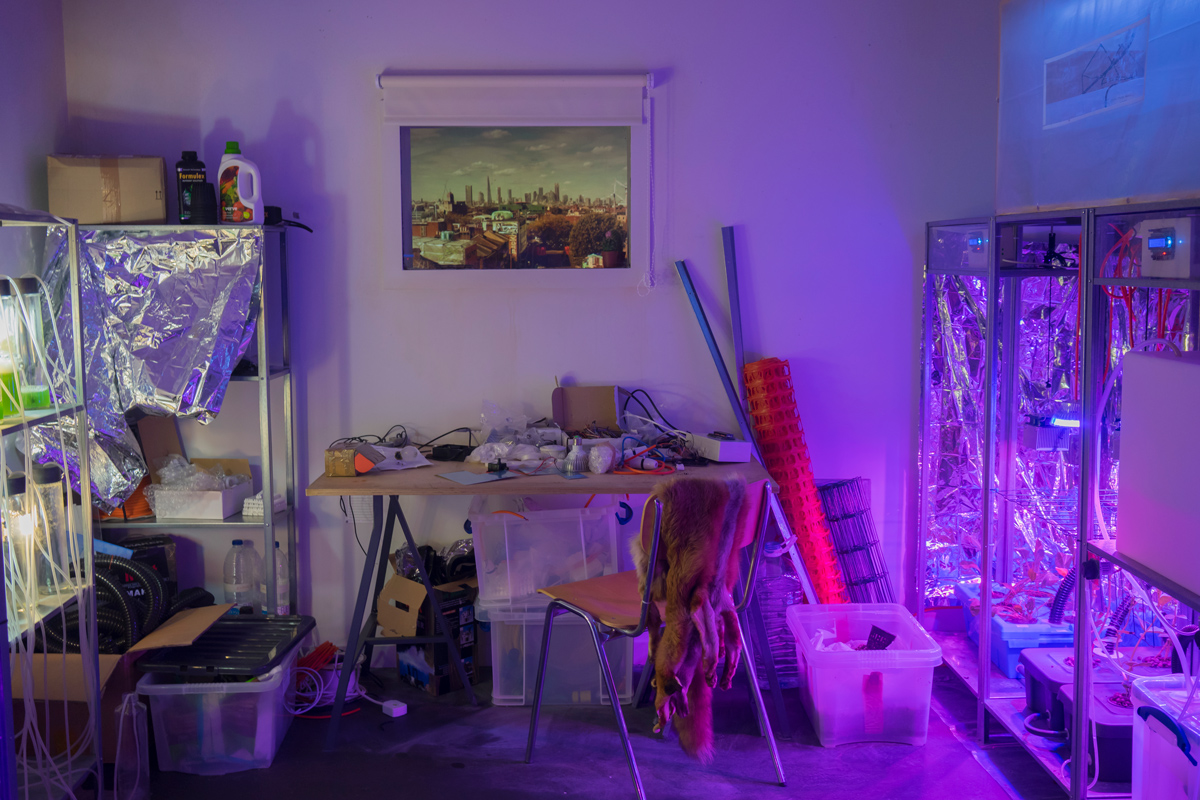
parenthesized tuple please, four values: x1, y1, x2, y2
(525, 480, 786, 799)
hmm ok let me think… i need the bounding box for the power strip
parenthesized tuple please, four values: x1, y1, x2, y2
(382, 699, 408, 718)
(686, 432, 752, 462)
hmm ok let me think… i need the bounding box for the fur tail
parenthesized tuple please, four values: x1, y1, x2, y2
(674, 679, 714, 764)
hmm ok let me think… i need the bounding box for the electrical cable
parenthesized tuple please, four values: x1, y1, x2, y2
(286, 651, 384, 715)
(340, 496, 367, 556)
(621, 389, 679, 432)
(416, 427, 476, 450)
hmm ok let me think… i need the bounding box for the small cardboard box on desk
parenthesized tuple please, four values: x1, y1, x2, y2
(377, 572, 479, 696)
(10, 603, 232, 764)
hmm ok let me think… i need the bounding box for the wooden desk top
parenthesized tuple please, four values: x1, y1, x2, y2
(306, 459, 772, 497)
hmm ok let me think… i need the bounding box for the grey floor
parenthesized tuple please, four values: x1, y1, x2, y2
(150, 666, 1066, 799)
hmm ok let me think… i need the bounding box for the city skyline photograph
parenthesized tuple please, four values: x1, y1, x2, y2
(409, 126, 630, 206)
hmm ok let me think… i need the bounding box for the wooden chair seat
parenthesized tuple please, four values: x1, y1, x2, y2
(538, 571, 646, 631)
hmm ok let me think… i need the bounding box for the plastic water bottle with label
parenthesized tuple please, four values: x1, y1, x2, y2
(259, 541, 290, 616)
(223, 539, 262, 614)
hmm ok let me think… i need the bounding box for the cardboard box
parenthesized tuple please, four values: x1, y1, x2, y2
(47, 155, 166, 224)
(11, 603, 231, 762)
(552, 385, 620, 433)
(379, 576, 479, 696)
(152, 458, 254, 520)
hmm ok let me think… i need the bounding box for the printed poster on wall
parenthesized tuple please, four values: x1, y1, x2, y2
(1044, 17, 1148, 129)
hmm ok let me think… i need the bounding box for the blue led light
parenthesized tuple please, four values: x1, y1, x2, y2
(1049, 417, 1080, 428)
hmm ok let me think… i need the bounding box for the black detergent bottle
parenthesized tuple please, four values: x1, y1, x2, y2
(176, 151, 207, 223)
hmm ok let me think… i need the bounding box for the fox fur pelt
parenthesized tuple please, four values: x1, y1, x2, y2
(630, 476, 749, 763)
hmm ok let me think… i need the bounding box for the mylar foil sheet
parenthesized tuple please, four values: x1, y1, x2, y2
(80, 228, 261, 422)
(924, 234, 1094, 609)
(30, 227, 146, 511)
(30, 228, 262, 511)
(922, 273, 989, 605)
(995, 269, 1082, 591)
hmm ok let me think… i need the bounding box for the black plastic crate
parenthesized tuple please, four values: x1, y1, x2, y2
(139, 614, 315, 677)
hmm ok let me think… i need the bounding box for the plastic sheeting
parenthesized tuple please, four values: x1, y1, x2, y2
(999, 0, 1200, 212)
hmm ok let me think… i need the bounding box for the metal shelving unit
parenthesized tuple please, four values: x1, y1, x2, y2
(921, 211, 1093, 794)
(1069, 198, 1200, 800)
(924, 200, 1200, 800)
(0, 210, 101, 800)
(88, 225, 298, 613)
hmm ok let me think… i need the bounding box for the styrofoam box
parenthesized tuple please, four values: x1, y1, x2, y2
(137, 647, 297, 774)
(787, 603, 943, 747)
(471, 500, 620, 609)
(1132, 674, 1200, 800)
(154, 483, 255, 520)
(488, 604, 632, 706)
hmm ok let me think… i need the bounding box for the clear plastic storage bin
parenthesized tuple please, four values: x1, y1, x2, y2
(1132, 674, 1200, 800)
(137, 647, 298, 774)
(787, 603, 943, 747)
(489, 604, 632, 706)
(471, 501, 621, 609)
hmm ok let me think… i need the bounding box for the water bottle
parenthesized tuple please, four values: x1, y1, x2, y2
(223, 539, 262, 614)
(30, 464, 68, 597)
(260, 542, 290, 616)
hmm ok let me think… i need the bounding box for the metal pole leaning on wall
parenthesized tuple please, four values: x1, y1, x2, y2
(675, 259, 818, 605)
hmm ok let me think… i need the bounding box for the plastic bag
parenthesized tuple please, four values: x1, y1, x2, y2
(588, 443, 617, 474)
(114, 693, 149, 800)
(143, 454, 250, 512)
(466, 442, 511, 464)
(508, 444, 542, 461)
(481, 400, 529, 443)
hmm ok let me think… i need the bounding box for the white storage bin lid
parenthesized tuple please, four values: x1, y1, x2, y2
(1132, 674, 1200, 745)
(786, 603, 943, 670)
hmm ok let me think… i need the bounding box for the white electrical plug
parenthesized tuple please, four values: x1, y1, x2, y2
(382, 699, 408, 718)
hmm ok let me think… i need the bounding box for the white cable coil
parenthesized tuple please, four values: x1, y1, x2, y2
(286, 654, 384, 716)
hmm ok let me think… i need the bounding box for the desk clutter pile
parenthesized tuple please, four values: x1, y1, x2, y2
(325, 387, 744, 483)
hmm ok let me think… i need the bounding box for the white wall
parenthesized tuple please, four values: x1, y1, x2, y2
(62, 0, 1000, 644)
(0, 1, 67, 209)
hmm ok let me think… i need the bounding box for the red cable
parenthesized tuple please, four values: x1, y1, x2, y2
(297, 707, 362, 720)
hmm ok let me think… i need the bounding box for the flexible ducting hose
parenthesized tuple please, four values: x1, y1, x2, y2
(1103, 596, 1133, 654)
(93, 568, 141, 649)
(1048, 567, 1076, 626)
(94, 553, 167, 635)
(167, 587, 215, 617)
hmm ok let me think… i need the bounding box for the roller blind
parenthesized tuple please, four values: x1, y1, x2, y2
(377, 73, 648, 126)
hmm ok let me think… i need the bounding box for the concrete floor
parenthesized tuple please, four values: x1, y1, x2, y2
(150, 666, 1066, 799)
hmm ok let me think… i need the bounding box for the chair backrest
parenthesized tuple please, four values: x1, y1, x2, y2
(633, 476, 774, 632)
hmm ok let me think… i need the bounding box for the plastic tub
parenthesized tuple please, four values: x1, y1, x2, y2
(488, 604, 632, 706)
(1131, 674, 1200, 800)
(787, 603, 943, 747)
(955, 581, 1073, 678)
(470, 501, 620, 609)
(1060, 681, 1134, 784)
(137, 647, 298, 774)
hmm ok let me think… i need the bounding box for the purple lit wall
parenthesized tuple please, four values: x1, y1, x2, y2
(0, 1, 67, 210)
(59, 0, 1000, 643)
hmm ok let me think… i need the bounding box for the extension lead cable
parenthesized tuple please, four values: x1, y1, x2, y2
(290, 652, 404, 719)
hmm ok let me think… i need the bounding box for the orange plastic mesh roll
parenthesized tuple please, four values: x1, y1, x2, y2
(744, 357, 848, 604)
